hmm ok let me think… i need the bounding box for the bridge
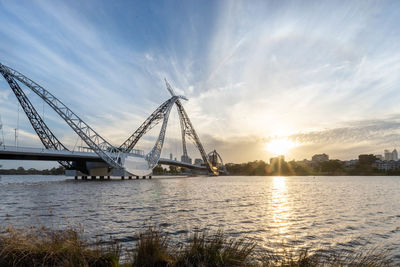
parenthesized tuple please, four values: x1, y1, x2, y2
(0, 62, 225, 178)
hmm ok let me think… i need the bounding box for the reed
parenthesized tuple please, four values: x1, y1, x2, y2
(0, 225, 120, 267)
(175, 230, 255, 266)
(0, 225, 394, 267)
(259, 247, 392, 266)
(128, 226, 173, 267)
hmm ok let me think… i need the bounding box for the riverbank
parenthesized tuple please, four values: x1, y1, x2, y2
(0, 225, 392, 266)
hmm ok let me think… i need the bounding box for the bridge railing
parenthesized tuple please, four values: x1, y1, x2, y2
(76, 146, 144, 156)
(0, 145, 70, 153)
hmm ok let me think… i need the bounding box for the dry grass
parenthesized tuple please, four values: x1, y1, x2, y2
(0, 225, 395, 267)
(128, 226, 174, 267)
(0, 225, 120, 267)
(259, 247, 392, 267)
(175, 230, 255, 267)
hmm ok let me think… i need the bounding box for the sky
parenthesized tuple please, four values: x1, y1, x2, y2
(1, 0, 400, 168)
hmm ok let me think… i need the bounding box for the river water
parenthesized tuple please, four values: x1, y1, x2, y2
(0, 175, 399, 261)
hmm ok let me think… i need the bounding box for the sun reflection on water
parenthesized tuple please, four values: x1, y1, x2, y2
(270, 177, 291, 239)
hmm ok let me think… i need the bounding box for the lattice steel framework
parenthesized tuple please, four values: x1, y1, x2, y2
(144, 96, 182, 169)
(0, 71, 72, 169)
(119, 96, 185, 153)
(0, 62, 223, 175)
(0, 63, 123, 170)
(165, 80, 218, 175)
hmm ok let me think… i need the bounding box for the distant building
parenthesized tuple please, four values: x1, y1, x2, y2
(194, 158, 203, 165)
(384, 150, 392, 161)
(270, 155, 285, 164)
(383, 149, 398, 161)
(375, 155, 383, 160)
(373, 160, 400, 171)
(170, 153, 173, 160)
(181, 154, 192, 164)
(269, 155, 285, 173)
(393, 149, 398, 161)
(311, 153, 329, 163)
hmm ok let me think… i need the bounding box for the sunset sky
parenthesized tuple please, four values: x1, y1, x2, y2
(1, 0, 400, 168)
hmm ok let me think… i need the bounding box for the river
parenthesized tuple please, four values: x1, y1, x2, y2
(0, 175, 399, 261)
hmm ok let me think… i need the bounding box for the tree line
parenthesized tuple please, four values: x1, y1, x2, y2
(225, 159, 393, 176)
(0, 166, 65, 175)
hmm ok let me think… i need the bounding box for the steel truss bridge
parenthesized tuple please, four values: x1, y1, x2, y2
(0, 62, 225, 178)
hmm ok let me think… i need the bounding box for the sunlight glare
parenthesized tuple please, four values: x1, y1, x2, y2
(265, 138, 296, 156)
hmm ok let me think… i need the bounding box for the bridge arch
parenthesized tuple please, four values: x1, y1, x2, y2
(122, 95, 186, 176)
(0, 62, 224, 176)
(0, 62, 123, 170)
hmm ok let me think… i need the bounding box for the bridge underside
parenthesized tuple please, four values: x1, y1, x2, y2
(0, 146, 209, 176)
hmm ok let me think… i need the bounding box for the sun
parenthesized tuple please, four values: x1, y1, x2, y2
(265, 138, 296, 156)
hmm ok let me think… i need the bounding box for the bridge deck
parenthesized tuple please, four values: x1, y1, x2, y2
(0, 146, 207, 170)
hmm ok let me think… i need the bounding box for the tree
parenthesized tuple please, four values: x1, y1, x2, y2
(320, 160, 345, 174)
(168, 165, 178, 174)
(152, 164, 164, 175)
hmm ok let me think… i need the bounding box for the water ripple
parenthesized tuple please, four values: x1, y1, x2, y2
(0, 175, 399, 262)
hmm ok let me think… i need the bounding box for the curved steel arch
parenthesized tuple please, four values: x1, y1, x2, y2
(0, 71, 73, 169)
(122, 96, 184, 175)
(0, 63, 123, 170)
(165, 80, 219, 175)
(119, 95, 186, 153)
(0, 62, 222, 175)
(144, 96, 182, 169)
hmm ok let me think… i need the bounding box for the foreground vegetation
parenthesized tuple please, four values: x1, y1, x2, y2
(0, 225, 394, 266)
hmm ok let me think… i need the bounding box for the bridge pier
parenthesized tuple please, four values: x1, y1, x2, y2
(107, 176, 110, 179)
(74, 176, 78, 180)
(128, 176, 132, 179)
(121, 176, 125, 180)
(149, 175, 152, 179)
(136, 176, 139, 179)
(91, 176, 96, 180)
(100, 176, 104, 180)
(142, 176, 146, 179)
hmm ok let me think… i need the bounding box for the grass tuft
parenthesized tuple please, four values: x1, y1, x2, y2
(259, 247, 392, 267)
(128, 226, 174, 267)
(175, 230, 255, 266)
(0, 225, 120, 267)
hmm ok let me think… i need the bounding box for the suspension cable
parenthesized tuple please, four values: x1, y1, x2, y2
(15, 103, 19, 147)
(42, 100, 45, 149)
(0, 113, 5, 147)
(72, 134, 80, 152)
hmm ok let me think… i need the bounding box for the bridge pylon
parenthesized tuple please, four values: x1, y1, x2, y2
(164, 80, 224, 175)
